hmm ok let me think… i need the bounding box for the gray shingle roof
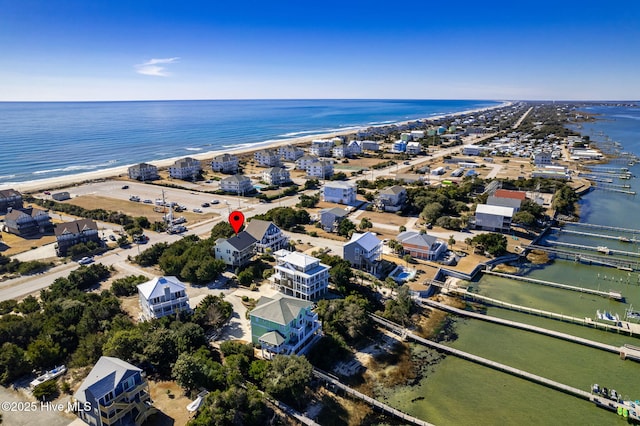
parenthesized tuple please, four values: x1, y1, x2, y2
(251, 294, 311, 326)
(74, 356, 142, 404)
(245, 219, 275, 241)
(223, 231, 257, 251)
(54, 218, 98, 237)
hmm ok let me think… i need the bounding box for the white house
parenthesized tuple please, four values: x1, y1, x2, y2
(306, 159, 334, 179)
(220, 174, 253, 194)
(347, 140, 362, 155)
(169, 157, 201, 180)
(332, 144, 351, 159)
(271, 250, 330, 300)
(250, 294, 322, 359)
(295, 155, 319, 170)
(214, 231, 257, 268)
(406, 141, 422, 155)
(462, 144, 483, 156)
(137, 276, 190, 320)
(309, 139, 334, 157)
(474, 204, 514, 232)
(533, 151, 552, 166)
(211, 153, 239, 173)
(245, 219, 289, 253)
(262, 167, 291, 186)
(279, 146, 304, 161)
(128, 162, 159, 181)
(323, 181, 357, 205)
(254, 149, 282, 167)
(360, 140, 380, 151)
(343, 232, 383, 274)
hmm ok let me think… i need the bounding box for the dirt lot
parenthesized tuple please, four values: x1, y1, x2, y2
(0, 230, 57, 257)
(62, 195, 219, 223)
(149, 380, 193, 426)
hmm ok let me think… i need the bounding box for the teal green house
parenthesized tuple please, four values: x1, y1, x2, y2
(250, 294, 322, 359)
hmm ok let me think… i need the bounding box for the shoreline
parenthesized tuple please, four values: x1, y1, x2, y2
(3, 101, 511, 193)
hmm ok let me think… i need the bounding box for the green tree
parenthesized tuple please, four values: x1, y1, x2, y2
(0, 342, 31, 385)
(337, 219, 356, 237)
(102, 329, 145, 362)
(26, 338, 63, 369)
(32, 380, 59, 401)
(263, 355, 312, 408)
(359, 217, 373, 231)
(471, 233, 508, 257)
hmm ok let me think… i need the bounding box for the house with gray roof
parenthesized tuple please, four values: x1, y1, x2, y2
(244, 219, 289, 254)
(127, 162, 159, 181)
(73, 356, 156, 426)
(213, 231, 257, 268)
(211, 153, 239, 173)
(137, 276, 190, 320)
(343, 232, 383, 274)
(261, 167, 291, 186)
(473, 204, 514, 232)
(250, 293, 321, 359)
(270, 250, 330, 300)
(319, 207, 349, 232)
(254, 149, 282, 167)
(168, 157, 201, 180)
(375, 185, 407, 212)
(4, 207, 52, 236)
(0, 189, 23, 214)
(220, 174, 253, 194)
(54, 218, 100, 256)
(397, 231, 447, 261)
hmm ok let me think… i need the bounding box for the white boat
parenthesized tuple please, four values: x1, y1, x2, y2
(597, 246, 611, 254)
(186, 390, 209, 412)
(30, 365, 67, 388)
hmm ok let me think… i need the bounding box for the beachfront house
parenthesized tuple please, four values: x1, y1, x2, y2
(54, 218, 100, 256)
(392, 140, 407, 153)
(250, 294, 322, 359)
(319, 207, 348, 232)
(375, 185, 407, 212)
(137, 276, 190, 320)
(323, 181, 357, 205)
(244, 219, 289, 254)
(332, 143, 352, 159)
(261, 167, 291, 186)
(270, 250, 330, 300)
(4, 207, 52, 237)
(73, 356, 156, 426)
(359, 140, 380, 152)
(295, 155, 318, 170)
(127, 163, 159, 181)
(279, 146, 304, 162)
(220, 174, 253, 194)
(343, 232, 383, 274)
(168, 157, 201, 180)
(347, 140, 362, 155)
(306, 159, 334, 179)
(213, 231, 257, 268)
(254, 149, 282, 167)
(397, 231, 448, 261)
(473, 204, 514, 233)
(0, 189, 23, 214)
(211, 153, 239, 174)
(309, 139, 334, 157)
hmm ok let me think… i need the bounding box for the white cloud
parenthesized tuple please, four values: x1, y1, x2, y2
(135, 57, 180, 77)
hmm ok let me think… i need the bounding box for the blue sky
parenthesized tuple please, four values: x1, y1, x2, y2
(1, 1, 639, 101)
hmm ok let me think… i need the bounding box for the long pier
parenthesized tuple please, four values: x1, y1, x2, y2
(453, 289, 640, 336)
(547, 240, 640, 258)
(527, 244, 640, 271)
(482, 270, 624, 301)
(312, 368, 433, 426)
(419, 298, 639, 358)
(561, 221, 640, 235)
(369, 313, 640, 422)
(553, 227, 639, 244)
(592, 185, 636, 195)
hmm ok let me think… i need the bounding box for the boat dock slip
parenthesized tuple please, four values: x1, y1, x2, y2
(482, 270, 624, 301)
(313, 368, 434, 426)
(561, 221, 640, 235)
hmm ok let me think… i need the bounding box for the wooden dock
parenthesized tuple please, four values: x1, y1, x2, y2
(482, 270, 624, 301)
(527, 244, 640, 271)
(312, 368, 433, 426)
(553, 227, 639, 244)
(453, 289, 640, 336)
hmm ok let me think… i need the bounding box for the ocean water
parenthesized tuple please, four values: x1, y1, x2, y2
(386, 105, 640, 425)
(0, 99, 498, 185)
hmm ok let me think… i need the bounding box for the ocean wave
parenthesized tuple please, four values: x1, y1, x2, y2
(185, 147, 203, 151)
(367, 120, 395, 125)
(279, 125, 365, 138)
(0, 174, 16, 180)
(32, 161, 119, 176)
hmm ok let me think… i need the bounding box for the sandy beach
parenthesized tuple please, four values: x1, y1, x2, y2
(4, 101, 511, 194)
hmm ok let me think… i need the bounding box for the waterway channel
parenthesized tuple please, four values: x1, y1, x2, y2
(382, 106, 640, 425)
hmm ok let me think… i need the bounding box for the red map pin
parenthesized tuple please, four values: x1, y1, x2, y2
(229, 210, 245, 234)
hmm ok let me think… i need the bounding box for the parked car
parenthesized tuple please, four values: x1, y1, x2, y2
(121, 185, 129, 189)
(193, 208, 203, 213)
(201, 202, 210, 208)
(109, 235, 117, 241)
(211, 199, 220, 204)
(143, 199, 153, 204)
(78, 256, 94, 265)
